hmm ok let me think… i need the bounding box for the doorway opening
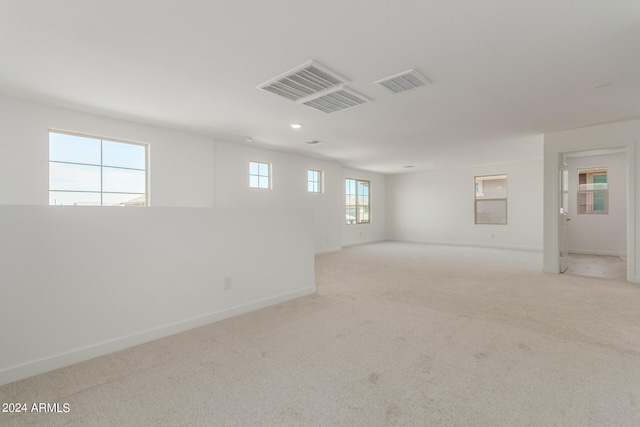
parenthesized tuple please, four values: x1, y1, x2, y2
(559, 149, 628, 280)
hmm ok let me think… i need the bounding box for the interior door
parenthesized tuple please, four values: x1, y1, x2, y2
(559, 157, 570, 273)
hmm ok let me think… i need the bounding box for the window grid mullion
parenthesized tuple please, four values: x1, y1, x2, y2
(100, 139, 104, 206)
(49, 131, 147, 206)
(356, 180, 359, 223)
(345, 178, 369, 225)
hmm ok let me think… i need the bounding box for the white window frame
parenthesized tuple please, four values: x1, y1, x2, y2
(577, 167, 608, 215)
(346, 178, 370, 225)
(474, 174, 507, 225)
(49, 130, 148, 206)
(249, 161, 271, 189)
(308, 169, 323, 193)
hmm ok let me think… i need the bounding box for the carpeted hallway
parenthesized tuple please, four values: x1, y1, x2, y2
(1, 242, 639, 426)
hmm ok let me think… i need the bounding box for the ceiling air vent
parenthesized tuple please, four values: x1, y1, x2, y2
(303, 88, 369, 113)
(375, 69, 429, 94)
(258, 60, 369, 113)
(258, 60, 346, 101)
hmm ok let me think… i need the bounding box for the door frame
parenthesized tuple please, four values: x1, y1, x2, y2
(558, 155, 569, 273)
(547, 145, 635, 281)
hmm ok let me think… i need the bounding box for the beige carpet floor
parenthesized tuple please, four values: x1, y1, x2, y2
(1, 242, 639, 426)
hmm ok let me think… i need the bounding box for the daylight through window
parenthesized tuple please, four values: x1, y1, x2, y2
(578, 167, 608, 214)
(475, 175, 507, 224)
(308, 170, 323, 193)
(346, 178, 370, 224)
(49, 131, 147, 206)
(249, 161, 270, 189)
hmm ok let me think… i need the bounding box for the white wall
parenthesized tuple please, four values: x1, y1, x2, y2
(0, 95, 215, 207)
(0, 95, 386, 253)
(566, 153, 626, 256)
(0, 206, 315, 386)
(0, 96, 319, 385)
(342, 167, 387, 247)
(543, 119, 638, 281)
(386, 159, 543, 251)
(214, 140, 382, 253)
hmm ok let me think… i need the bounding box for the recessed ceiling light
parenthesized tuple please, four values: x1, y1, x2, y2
(245, 137, 253, 143)
(305, 140, 323, 145)
(290, 123, 302, 129)
(403, 165, 414, 168)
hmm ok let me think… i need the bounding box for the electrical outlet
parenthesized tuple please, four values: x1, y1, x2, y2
(224, 276, 232, 290)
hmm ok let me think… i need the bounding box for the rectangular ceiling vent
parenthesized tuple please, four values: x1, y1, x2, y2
(258, 60, 347, 102)
(303, 88, 369, 113)
(375, 69, 429, 94)
(258, 60, 369, 113)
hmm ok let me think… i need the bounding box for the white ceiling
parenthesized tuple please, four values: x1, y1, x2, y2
(1, 1, 639, 174)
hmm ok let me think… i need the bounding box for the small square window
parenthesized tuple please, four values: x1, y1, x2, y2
(249, 161, 270, 189)
(308, 170, 323, 193)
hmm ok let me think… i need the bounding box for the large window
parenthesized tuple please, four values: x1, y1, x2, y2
(49, 131, 147, 206)
(578, 167, 608, 214)
(346, 178, 370, 224)
(308, 169, 323, 193)
(249, 161, 270, 189)
(475, 175, 507, 224)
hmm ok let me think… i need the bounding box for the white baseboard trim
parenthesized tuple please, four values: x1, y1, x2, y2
(568, 249, 626, 257)
(390, 238, 543, 252)
(0, 286, 316, 387)
(315, 247, 342, 255)
(341, 239, 386, 248)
